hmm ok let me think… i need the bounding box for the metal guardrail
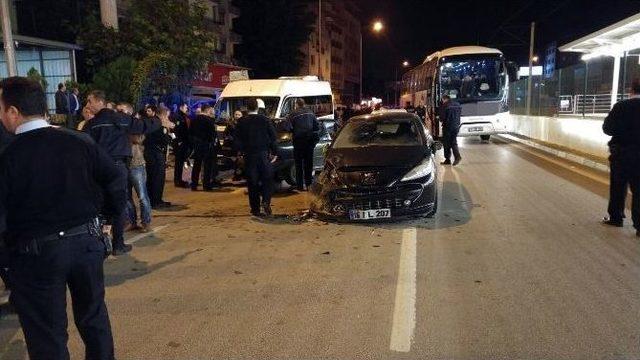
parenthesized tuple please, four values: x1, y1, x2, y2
(558, 93, 631, 115)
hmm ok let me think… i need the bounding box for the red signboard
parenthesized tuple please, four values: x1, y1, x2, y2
(192, 63, 249, 89)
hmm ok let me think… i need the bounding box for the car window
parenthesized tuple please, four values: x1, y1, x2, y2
(281, 96, 333, 118)
(333, 120, 423, 148)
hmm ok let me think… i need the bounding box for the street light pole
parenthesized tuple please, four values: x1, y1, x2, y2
(0, 0, 17, 77)
(526, 21, 535, 116)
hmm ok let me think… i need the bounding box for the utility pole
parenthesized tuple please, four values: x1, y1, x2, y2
(317, 0, 322, 80)
(0, 0, 17, 76)
(526, 22, 535, 116)
(99, 0, 119, 29)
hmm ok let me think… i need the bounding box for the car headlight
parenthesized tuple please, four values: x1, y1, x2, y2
(401, 158, 434, 182)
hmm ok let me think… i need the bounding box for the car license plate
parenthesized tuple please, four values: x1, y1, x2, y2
(468, 127, 483, 132)
(349, 209, 391, 220)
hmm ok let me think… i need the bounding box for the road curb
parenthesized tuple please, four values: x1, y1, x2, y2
(496, 133, 610, 173)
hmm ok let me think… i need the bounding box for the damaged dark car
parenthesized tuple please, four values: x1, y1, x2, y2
(310, 112, 439, 221)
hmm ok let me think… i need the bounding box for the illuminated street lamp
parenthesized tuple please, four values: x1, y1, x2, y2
(360, 19, 386, 101)
(372, 20, 384, 33)
(403, 60, 410, 67)
(531, 55, 539, 63)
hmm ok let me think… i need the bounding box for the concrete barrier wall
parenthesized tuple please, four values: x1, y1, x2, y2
(505, 114, 611, 159)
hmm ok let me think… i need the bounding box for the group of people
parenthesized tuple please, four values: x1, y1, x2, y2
(54, 82, 81, 129)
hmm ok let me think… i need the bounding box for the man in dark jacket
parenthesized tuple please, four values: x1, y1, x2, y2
(85, 90, 136, 255)
(286, 98, 321, 191)
(602, 80, 640, 237)
(0, 76, 122, 360)
(235, 98, 279, 216)
(0, 122, 12, 154)
(172, 103, 192, 188)
(144, 105, 172, 208)
(440, 95, 462, 166)
(54, 83, 69, 115)
(189, 104, 219, 191)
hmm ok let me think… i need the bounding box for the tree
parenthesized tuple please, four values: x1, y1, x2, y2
(92, 57, 138, 104)
(27, 68, 48, 90)
(234, 0, 314, 78)
(77, 0, 216, 104)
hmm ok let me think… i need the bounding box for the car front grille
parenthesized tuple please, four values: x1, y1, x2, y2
(332, 185, 423, 211)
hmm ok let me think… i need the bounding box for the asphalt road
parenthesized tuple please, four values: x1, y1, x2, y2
(1, 137, 639, 360)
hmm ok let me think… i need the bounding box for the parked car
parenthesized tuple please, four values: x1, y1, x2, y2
(310, 112, 439, 221)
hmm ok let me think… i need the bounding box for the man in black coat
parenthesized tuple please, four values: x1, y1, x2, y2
(84, 90, 136, 255)
(440, 95, 462, 166)
(0, 122, 12, 154)
(189, 104, 219, 191)
(54, 83, 69, 115)
(602, 80, 640, 237)
(286, 98, 321, 191)
(144, 105, 172, 208)
(171, 103, 192, 188)
(235, 98, 279, 216)
(0, 77, 123, 359)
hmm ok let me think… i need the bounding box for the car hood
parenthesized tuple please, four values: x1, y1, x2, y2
(325, 146, 427, 187)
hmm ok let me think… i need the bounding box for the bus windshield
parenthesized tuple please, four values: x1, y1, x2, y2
(439, 55, 504, 103)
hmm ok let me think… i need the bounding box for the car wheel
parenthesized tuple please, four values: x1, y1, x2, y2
(480, 135, 491, 141)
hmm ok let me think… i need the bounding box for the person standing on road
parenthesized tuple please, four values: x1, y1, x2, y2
(84, 90, 134, 255)
(172, 103, 192, 188)
(144, 106, 173, 208)
(234, 98, 279, 216)
(189, 104, 219, 191)
(286, 98, 321, 191)
(440, 95, 462, 166)
(602, 80, 640, 237)
(0, 76, 123, 359)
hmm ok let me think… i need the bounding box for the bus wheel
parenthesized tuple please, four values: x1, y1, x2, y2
(480, 135, 491, 141)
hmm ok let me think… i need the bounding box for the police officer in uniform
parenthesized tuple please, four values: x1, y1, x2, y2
(0, 77, 124, 359)
(172, 103, 191, 188)
(189, 104, 219, 191)
(440, 95, 462, 166)
(602, 80, 640, 237)
(286, 98, 320, 191)
(84, 90, 136, 255)
(234, 98, 279, 216)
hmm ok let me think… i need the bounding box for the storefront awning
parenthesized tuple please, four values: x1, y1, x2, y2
(2, 35, 82, 51)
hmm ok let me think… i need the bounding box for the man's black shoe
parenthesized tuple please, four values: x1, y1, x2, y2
(441, 160, 452, 165)
(112, 244, 132, 256)
(262, 203, 272, 217)
(602, 217, 623, 227)
(453, 157, 462, 166)
(250, 210, 262, 217)
(161, 201, 172, 206)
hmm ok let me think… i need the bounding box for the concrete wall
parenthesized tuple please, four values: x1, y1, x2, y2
(506, 114, 610, 159)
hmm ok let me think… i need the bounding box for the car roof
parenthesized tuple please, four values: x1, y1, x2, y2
(348, 111, 421, 123)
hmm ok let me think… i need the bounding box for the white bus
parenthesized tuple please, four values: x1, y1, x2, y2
(400, 46, 510, 140)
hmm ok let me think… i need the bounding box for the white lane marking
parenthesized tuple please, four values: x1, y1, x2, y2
(389, 227, 417, 353)
(127, 225, 169, 245)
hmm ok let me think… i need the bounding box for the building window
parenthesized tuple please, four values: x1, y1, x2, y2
(311, 55, 315, 66)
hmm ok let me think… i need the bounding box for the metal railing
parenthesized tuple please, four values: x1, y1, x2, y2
(558, 93, 631, 116)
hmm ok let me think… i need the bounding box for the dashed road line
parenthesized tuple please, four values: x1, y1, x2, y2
(389, 227, 417, 353)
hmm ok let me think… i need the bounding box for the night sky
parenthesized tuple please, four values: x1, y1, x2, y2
(357, 0, 640, 97)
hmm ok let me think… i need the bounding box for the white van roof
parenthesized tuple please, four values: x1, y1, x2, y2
(220, 78, 332, 99)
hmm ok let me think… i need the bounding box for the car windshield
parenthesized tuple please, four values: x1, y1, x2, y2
(439, 55, 504, 102)
(214, 97, 280, 120)
(333, 119, 423, 149)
